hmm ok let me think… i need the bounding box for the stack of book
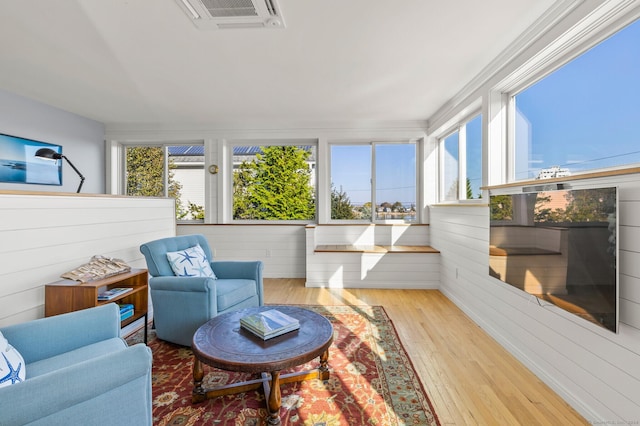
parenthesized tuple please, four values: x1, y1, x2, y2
(240, 309, 300, 340)
(118, 304, 134, 321)
(97, 287, 133, 301)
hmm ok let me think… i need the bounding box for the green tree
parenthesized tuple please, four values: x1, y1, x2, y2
(379, 202, 392, 211)
(355, 202, 372, 220)
(331, 184, 355, 219)
(563, 188, 616, 222)
(233, 163, 255, 219)
(534, 188, 616, 223)
(466, 178, 474, 199)
(186, 202, 205, 220)
(234, 146, 315, 220)
(489, 194, 513, 221)
(534, 194, 564, 222)
(125, 147, 186, 218)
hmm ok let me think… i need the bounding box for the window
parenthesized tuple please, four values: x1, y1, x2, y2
(330, 142, 417, 222)
(441, 132, 459, 201)
(512, 18, 640, 181)
(125, 144, 204, 220)
(232, 144, 316, 221)
(440, 114, 482, 201)
(466, 115, 482, 198)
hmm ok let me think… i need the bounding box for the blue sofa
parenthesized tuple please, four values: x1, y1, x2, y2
(140, 234, 264, 346)
(0, 304, 152, 426)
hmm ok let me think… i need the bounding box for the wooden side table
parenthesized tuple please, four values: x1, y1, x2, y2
(44, 268, 149, 343)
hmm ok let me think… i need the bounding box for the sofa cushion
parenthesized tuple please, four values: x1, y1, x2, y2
(27, 337, 126, 379)
(216, 279, 258, 311)
(166, 244, 217, 278)
(0, 331, 26, 387)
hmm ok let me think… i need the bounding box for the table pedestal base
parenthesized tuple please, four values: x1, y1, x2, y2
(192, 350, 330, 425)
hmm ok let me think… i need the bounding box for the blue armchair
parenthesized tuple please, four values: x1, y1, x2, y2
(140, 234, 264, 346)
(0, 304, 152, 426)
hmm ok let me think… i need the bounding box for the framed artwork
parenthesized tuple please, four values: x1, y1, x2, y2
(0, 133, 62, 186)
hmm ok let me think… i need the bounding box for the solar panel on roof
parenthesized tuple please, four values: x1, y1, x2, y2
(167, 146, 204, 156)
(168, 145, 313, 156)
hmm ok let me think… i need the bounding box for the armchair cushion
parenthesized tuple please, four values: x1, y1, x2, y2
(216, 279, 260, 311)
(166, 244, 217, 278)
(27, 338, 125, 379)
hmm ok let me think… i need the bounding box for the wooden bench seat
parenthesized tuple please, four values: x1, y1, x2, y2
(315, 244, 439, 254)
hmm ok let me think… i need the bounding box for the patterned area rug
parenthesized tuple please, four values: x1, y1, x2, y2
(127, 305, 440, 426)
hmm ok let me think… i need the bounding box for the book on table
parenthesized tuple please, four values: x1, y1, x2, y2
(97, 287, 133, 301)
(240, 309, 300, 340)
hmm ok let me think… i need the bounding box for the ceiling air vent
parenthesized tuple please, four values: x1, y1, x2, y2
(176, 0, 285, 30)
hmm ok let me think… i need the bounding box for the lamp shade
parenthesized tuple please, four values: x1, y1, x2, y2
(35, 148, 63, 160)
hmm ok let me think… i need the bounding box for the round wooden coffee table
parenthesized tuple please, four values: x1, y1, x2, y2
(191, 305, 334, 425)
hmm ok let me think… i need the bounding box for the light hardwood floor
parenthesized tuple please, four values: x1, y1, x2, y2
(263, 278, 589, 426)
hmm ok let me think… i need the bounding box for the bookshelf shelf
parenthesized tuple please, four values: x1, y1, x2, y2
(44, 268, 149, 343)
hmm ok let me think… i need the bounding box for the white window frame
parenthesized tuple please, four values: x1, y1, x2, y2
(109, 140, 205, 221)
(437, 111, 482, 203)
(493, 7, 640, 185)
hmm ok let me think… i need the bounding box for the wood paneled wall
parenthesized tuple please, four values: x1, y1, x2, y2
(0, 192, 175, 327)
(430, 174, 640, 422)
(177, 224, 306, 278)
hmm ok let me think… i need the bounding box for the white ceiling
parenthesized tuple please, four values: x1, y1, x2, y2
(0, 0, 556, 125)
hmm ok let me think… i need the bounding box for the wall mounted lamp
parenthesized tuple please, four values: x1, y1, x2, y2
(35, 148, 86, 193)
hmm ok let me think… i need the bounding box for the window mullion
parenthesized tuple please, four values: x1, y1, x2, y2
(371, 143, 376, 222)
(458, 125, 467, 200)
(163, 145, 169, 197)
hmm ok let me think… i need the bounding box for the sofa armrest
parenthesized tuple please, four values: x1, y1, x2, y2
(211, 260, 264, 305)
(0, 343, 152, 426)
(149, 275, 217, 292)
(148, 276, 218, 319)
(0, 304, 121, 364)
(210, 260, 263, 280)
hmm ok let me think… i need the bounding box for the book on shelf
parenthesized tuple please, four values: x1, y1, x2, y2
(118, 304, 134, 321)
(120, 309, 134, 321)
(97, 287, 133, 301)
(240, 309, 300, 340)
(118, 303, 134, 312)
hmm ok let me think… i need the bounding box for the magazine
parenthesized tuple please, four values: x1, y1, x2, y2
(97, 287, 133, 301)
(240, 309, 300, 340)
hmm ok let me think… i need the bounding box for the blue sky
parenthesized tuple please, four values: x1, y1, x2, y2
(514, 18, 640, 180)
(331, 144, 416, 206)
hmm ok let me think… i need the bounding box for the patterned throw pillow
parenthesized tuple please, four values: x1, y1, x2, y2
(0, 331, 26, 388)
(166, 244, 217, 278)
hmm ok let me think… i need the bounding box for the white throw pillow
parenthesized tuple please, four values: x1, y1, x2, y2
(0, 331, 26, 387)
(166, 244, 217, 278)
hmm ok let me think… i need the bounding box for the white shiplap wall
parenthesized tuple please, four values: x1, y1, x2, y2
(305, 224, 440, 288)
(430, 175, 640, 422)
(177, 224, 306, 278)
(0, 192, 175, 327)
